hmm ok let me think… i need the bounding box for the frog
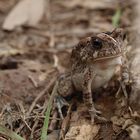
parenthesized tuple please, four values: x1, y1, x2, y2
(56, 28, 128, 123)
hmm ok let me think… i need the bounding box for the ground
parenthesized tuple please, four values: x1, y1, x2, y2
(0, 0, 138, 140)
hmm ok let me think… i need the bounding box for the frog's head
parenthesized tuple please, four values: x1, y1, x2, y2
(71, 28, 126, 63)
(90, 28, 126, 61)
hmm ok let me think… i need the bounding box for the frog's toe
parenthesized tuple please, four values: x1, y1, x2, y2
(54, 96, 69, 119)
(89, 109, 107, 124)
(95, 115, 108, 123)
(55, 96, 69, 107)
(95, 109, 102, 115)
(89, 108, 102, 115)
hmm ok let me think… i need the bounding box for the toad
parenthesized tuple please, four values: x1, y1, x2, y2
(56, 28, 128, 123)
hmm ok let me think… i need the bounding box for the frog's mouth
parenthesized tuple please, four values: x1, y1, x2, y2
(93, 53, 122, 62)
(92, 46, 124, 62)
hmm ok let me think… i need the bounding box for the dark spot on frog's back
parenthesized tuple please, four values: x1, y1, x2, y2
(91, 37, 103, 50)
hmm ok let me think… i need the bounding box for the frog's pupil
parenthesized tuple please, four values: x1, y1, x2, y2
(92, 39, 102, 49)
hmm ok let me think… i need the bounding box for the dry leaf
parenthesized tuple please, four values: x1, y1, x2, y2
(65, 123, 100, 140)
(2, 0, 46, 31)
(127, 125, 140, 140)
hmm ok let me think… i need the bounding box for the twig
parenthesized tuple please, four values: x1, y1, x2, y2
(0, 106, 6, 118)
(30, 99, 50, 139)
(16, 102, 32, 131)
(25, 115, 61, 120)
(22, 119, 32, 131)
(16, 77, 56, 133)
(59, 101, 73, 140)
(48, 109, 58, 131)
(28, 77, 56, 116)
(28, 75, 38, 88)
(30, 118, 39, 139)
(53, 54, 59, 68)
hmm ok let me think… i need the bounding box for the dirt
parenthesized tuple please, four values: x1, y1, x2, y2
(0, 0, 138, 140)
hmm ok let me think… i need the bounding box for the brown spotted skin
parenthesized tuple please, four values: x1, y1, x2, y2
(57, 28, 127, 122)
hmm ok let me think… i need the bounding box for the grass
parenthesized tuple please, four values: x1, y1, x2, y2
(41, 100, 52, 140)
(0, 82, 58, 140)
(0, 124, 25, 140)
(112, 8, 121, 27)
(41, 82, 58, 140)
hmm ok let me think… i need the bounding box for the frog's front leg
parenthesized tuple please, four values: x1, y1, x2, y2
(82, 68, 106, 123)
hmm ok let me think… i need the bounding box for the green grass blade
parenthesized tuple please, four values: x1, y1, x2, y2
(41, 101, 52, 140)
(0, 124, 25, 140)
(112, 8, 121, 27)
(41, 82, 58, 140)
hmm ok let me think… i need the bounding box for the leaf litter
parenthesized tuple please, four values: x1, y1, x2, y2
(0, 0, 138, 140)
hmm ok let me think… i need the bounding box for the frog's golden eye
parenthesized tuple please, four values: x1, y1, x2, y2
(91, 38, 102, 50)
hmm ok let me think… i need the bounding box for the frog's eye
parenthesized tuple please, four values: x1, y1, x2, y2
(91, 38, 102, 50)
